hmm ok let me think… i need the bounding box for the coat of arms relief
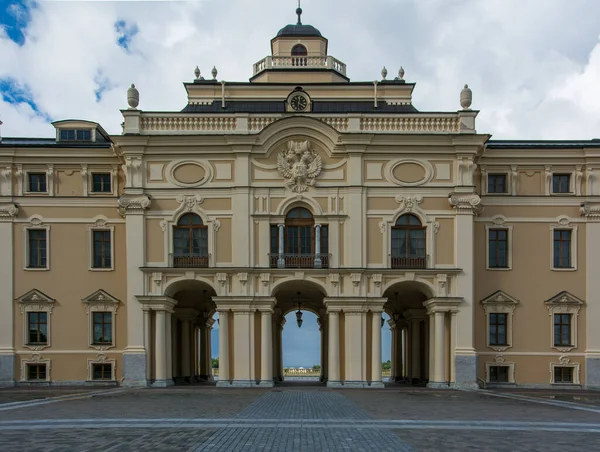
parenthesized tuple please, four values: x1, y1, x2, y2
(277, 140, 322, 193)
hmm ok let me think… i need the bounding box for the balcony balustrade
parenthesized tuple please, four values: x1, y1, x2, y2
(170, 253, 209, 268)
(253, 55, 347, 76)
(390, 255, 428, 270)
(269, 253, 330, 269)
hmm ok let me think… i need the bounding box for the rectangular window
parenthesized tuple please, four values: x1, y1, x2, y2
(93, 312, 113, 344)
(91, 173, 111, 193)
(92, 363, 113, 380)
(28, 229, 47, 269)
(28, 173, 47, 193)
(489, 313, 508, 346)
(553, 313, 572, 346)
(488, 174, 507, 194)
(488, 229, 508, 268)
(554, 366, 573, 383)
(92, 230, 112, 269)
(489, 366, 509, 383)
(60, 129, 91, 141)
(27, 364, 47, 381)
(553, 229, 572, 268)
(270, 225, 278, 255)
(27, 312, 48, 345)
(552, 174, 571, 193)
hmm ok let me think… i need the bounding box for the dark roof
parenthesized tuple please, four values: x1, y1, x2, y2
(0, 137, 111, 148)
(276, 24, 322, 37)
(487, 140, 600, 149)
(181, 101, 418, 114)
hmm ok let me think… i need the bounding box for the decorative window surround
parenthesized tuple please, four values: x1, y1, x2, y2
(550, 217, 577, 271)
(87, 354, 117, 381)
(485, 216, 513, 271)
(16, 289, 56, 351)
(550, 356, 580, 385)
(87, 167, 118, 195)
(82, 289, 120, 351)
(480, 167, 512, 196)
(20, 354, 51, 382)
(545, 291, 584, 352)
(481, 290, 519, 352)
(159, 194, 221, 267)
(88, 216, 115, 271)
(545, 167, 583, 196)
(20, 166, 54, 196)
(485, 355, 515, 383)
(23, 216, 50, 271)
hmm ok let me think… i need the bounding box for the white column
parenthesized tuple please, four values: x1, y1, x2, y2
(450, 311, 457, 384)
(143, 310, 151, 380)
(314, 224, 322, 268)
(181, 319, 191, 378)
(277, 224, 285, 268)
(217, 311, 230, 385)
(166, 311, 172, 381)
(171, 316, 177, 378)
(154, 310, 167, 385)
(233, 311, 253, 385)
(371, 312, 383, 386)
(0, 211, 15, 387)
(272, 315, 279, 381)
(390, 324, 396, 380)
(432, 311, 446, 385)
(327, 311, 340, 385)
(260, 310, 273, 386)
(345, 311, 367, 384)
(411, 320, 421, 380)
(206, 320, 214, 378)
(429, 314, 435, 382)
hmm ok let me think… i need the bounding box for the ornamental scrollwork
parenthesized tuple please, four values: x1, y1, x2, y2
(277, 140, 322, 193)
(117, 194, 151, 217)
(448, 192, 483, 215)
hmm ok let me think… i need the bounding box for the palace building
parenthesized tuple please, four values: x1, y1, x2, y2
(1, 8, 600, 389)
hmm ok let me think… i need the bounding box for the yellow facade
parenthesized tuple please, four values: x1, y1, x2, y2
(1, 12, 600, 390)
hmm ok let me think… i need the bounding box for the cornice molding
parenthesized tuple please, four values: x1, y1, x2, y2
(580, 202, 600, 221)
(0, 203, 18, 222)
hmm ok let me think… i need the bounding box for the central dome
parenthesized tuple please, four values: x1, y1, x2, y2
(276, 23, 322, 37)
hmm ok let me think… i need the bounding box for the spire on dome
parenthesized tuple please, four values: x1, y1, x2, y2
(296, 1, 302, 25)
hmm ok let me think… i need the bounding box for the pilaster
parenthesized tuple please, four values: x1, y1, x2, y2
(0, 203, 18, 387)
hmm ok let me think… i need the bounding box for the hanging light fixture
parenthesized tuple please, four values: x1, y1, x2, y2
(295, 292, 303, 328)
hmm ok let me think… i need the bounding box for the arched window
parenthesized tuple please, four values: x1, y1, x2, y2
(173, 213, 208, 268)
(391, 214, 426, 269)
(291, 44, 308, 56)
(285, 208, 314, 257)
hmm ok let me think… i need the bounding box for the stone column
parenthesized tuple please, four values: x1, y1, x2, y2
(260, 310, 273, 386)
(403, 326, 410, 380)
(181, 319, 191, 380)
(429, 311, 447, 388)
(327, 311, 341, 387)
(198, 324, 207, 378)
(277, 224, 285, 268)
(119, 194, 150, 387)
(344, 311, 367, 387)
(314, 224, 322, 268)
(206, 319, 214, 379)
(450, 311, 457, 384)
(410, 319, 421, 381)
(279, 319, 285, 381)
(233, 310, 254, 386)
(389, 323, 397, 380)
(154, 310, 168, 387)
(0, 204, 17, 387)
(271, 313, 279, 382)
(166, 311, 172, 382)
(429, 313, 435, 382)
(371, 311, 384, 387)
(143, 309, 152, 381)
(171, 316, 178, 379)
(217, 311, 230, 386)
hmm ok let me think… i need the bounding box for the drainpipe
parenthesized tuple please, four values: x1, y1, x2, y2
(373, 80, 378, 109)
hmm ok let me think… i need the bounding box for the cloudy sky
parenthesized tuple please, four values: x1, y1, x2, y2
(1, 0, 600, 139)
(2, 0, 600, 366)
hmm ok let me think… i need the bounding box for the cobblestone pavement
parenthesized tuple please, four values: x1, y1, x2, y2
(1, 386, 600, 451)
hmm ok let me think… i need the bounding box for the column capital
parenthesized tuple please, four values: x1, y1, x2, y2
(424, 297, 463, 314)
(0, 203, 18, 222)
(118, 193, 151, 217)
(314, 223, 322, 229)
(136, 295, 177, 313)
(448, 192, 483, 215)
(580, 202, 600, 221)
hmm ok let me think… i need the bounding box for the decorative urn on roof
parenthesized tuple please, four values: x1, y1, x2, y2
(127, 84, 139, 109)
(460, 84, 472, 110)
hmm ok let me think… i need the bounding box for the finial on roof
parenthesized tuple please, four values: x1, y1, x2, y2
(396, 67, 405, 81)
(127, 83, 139, 109)
(381, 66, 388, 80)
(460, 84, 472, 110)
(296, 0, 302, 25)
(194, 66, 202, 80)
(212, 66, 218, 80)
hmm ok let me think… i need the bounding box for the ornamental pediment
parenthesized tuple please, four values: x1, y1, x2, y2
(544, 291, 584, 306)
(481, 290, 519, 306)
(82, 290, 120, 313)
(16, 289, 55, 304)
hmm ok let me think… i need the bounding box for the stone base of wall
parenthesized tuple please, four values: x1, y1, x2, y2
(427, 381, 450, 389)
(0, 354, 15, 388)
(258, 380, 274, 387)
(454, 354, 479, 389)
(122, 353, 148, 387)
(586, 357, 600, 389)
(152, 379, 174, 388)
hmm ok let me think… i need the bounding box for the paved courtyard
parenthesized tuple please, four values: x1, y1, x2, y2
(0, 385, 600, 451)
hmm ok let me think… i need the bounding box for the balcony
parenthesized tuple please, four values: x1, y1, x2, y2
(170, 253, 209, 268)
(269, 253, 330, 269)
(391, 255, 428, 270)
(253, 56, 347, 76)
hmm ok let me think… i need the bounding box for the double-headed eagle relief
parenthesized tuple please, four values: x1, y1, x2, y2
(277, 140, 322, 193)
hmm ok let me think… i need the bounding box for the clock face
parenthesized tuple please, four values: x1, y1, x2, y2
(290, 95, 308, 111)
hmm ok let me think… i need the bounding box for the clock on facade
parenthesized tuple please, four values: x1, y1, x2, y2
(290, 94, 308, 111)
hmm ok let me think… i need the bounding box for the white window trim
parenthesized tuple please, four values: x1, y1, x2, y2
(89, 170, 115, 195)
(82, 289, 120, 350)
(17, 289, 56, 351)
(484, 171, 510, 196)
(550, 356, 580, 385)
(20, 355, 51, 382)
(23, 216, 50, 271)
(480, 290, 519, 352)
(545, 291, 584, 352)
(550, 171, 574, 195)
(22, 166, 54, 196)
(87, 355, 117, 382)
(485, 357, 515, 384)
(88, 216, 115, 271)
(485, 217, 513, 271)
(550, 217, 577, 271)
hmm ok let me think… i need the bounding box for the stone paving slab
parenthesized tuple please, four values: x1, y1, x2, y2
(0, 388, 105, 404)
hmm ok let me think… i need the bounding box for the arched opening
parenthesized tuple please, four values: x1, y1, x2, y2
(173, 213, 208, 268)
(270, 206, 329, 268)
(391, 214, 426, 269)
(383, 281, 432, 386)
(166, 280, 217, 384)
(291, 44, 308, 56)
(272, 280, 326, 385)
(381, 311, 392, 381)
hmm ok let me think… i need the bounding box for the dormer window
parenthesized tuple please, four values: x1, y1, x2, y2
(59, 129, 92, 142)
(292, 44, 308, 56)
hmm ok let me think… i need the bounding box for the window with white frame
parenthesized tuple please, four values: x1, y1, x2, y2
(550, 220, 577, 271)
(88, 219, 114, 271)
(91, 173, 112, 193)
(552, 173, 571, 194)
(544, 291, 584, 352)
(88, 358, 116, 381)
(82, 290, 119, 349)
(487, 173, 508, 194)
(485, 223, 513, 270)
(550, 356, 580, 385)
(480, 290, 519, 352)
(16, 289, 55, 350)
(20, 356, 51, 382)
(485, 357, 515, 384)
(27, 172, 47, 193)
(23, 219, 50, 271)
